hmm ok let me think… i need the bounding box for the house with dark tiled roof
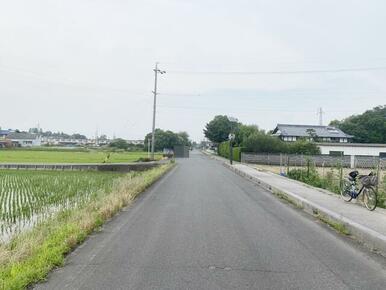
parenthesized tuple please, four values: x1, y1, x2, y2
(272, 124, 353, 143)
(270, 124, 386, 157)
(7, 132, 41, 147)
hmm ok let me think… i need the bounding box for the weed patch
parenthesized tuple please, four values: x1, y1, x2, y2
(273, 190, 303, 209)
(317, 214, 350, 236)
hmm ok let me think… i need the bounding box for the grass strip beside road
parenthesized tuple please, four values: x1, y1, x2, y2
(0, 163, 174, 290)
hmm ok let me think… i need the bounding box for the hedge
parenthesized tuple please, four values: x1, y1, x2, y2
(218, 141, 241, 162)
(243, 133, 320, 155)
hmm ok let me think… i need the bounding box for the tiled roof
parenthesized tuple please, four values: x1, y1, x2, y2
(273, 124, 353, 138)
(7, 132, 39, 140)
(0, 130, 12, 136)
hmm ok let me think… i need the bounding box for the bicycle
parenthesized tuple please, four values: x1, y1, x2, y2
(341, 170, 378, 211)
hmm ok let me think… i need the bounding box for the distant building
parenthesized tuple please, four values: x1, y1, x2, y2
(272, 124, 353, 143)
(0, 129, 13, 138)
(40, 136, 89, 147)
(7, 132, 41, 147)
(126, 140, 144, 145)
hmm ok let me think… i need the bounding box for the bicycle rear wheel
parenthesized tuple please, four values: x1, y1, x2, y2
(341, 180, 353, 202)
(363, 187, 377, 211)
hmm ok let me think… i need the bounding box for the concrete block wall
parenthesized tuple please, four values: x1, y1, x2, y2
(0, 160, 167, 172)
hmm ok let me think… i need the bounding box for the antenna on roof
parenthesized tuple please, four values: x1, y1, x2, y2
(317, 107, 324, 126)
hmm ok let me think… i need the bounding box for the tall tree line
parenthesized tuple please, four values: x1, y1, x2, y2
(330, 105, 386, 143)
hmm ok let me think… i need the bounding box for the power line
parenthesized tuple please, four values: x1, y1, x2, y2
(167, 66, 386, 75)
(157, 104, 355, 114)
(159, 90, 385, 98)
(0, 65, 149, 95)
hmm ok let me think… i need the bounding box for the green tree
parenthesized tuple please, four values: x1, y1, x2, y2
(144, 129, 191, 151)
(29, 127, 42, 134)
(109, 138, 129, 150)
(204, 115, 239, 144)
(305, 128, 320, 142)
(235, 124, 261, 145)
(176, 131, 191, 146)
(329, 105, 386, 143)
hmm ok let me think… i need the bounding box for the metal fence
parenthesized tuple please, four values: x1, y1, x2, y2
(241, 153, 384, 168)
(242, 152, 386, 207)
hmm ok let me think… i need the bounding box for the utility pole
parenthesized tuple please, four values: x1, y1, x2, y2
(151, 62, 166, 160)
(317, 107, 324, 126)
(95, 127, 99, 146)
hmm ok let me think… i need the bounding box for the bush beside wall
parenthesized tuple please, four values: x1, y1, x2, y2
(243, 133, 320, 155)
(218, 141, 241, 162)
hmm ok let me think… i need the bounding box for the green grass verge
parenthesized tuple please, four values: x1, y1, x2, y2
(0, 163, 174, 290)
(0, 150, 162, 164)
(316, 214, 350, 236)
(273, 190, 304, 209)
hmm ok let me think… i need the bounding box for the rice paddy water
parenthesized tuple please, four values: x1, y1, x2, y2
(0, 170, 123, 242)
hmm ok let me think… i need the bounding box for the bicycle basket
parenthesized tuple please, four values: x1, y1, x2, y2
(359, 175, 378, 188)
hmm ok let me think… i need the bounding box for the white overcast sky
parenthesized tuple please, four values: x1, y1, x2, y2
(1, 0, 386, 141)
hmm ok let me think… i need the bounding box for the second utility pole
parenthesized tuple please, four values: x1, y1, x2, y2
(151, 62, 165, 160)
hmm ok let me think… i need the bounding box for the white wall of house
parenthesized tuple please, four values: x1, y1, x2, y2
(318, 143, 386, 156)
(12, 138, 41, 147)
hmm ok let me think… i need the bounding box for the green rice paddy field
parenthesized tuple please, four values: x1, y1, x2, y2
(0, 170, 124, 242)
(0, 149, 161, 163)
(0, 149, 164, 242)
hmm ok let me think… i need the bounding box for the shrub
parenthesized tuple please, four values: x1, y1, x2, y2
(288, 140, 320, 155)
(243, 132, 287, 153)
(218, 141, 228, 158)
(242, 133, 320, 155)
(136, 157, 152, 162)
(218, 141, 241, 162)
(109, 139, 129, 150)
(288, 165, 342, 194)
(232, 147, 241, 162)
(288, 167, 323, 188)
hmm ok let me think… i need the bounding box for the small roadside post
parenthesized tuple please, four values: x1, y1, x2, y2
(147, 139, 151, 158)
(228, 133, 235, 165)
(227, 116, 238, 165)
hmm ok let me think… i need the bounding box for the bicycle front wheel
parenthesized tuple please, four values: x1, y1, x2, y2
(341, 180, 353, 202)
(363, 187, 377, 211)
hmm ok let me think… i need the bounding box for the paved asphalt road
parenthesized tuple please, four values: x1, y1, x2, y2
(36, 151, 386, 289)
